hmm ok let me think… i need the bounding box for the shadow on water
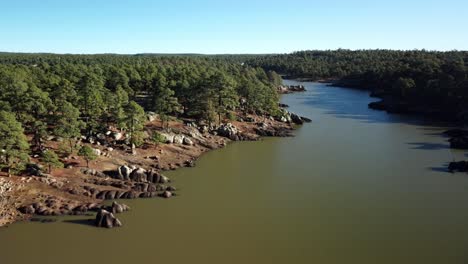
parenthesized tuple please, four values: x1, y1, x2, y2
(429, 162, 451, 173)
(407, 142, 450, 150)
(294, 83, 454, 128)
(62, 219, 95, 227)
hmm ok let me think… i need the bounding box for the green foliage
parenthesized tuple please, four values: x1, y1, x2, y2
(58, 141, 77, 157)
(245, 50, 468, 114)
(112, 85, 129, 130)
(0, 111, 30, 175)
(226, 111, 236, 121)
(41, 150, 63, 173)
(77, 72, 106, 134)
(0, 53, 284, 160)
(150, 78, 179, 127)
(122, 101, 146, 146)
(393, 77, 416, 98)
(151, 131, 166, 145)
(54, 101, 84, 154)
(131, 131, 146, 147)
(78, 145, 97, 168)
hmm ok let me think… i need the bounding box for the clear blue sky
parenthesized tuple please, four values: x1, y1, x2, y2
(1, 0, 467, 54)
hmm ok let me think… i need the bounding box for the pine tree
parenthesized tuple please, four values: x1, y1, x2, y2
(151, 85, 179, 128)
(42, 150, 63, 174)
(209, 72, 238, 124)
(77, 73, 105, 136)
(122, 101, 146, 146)
(54, 101, 84, 154)
(0, 111, 30, 176)
(78, 145, 97, 169)
(111, 85, 129, 130)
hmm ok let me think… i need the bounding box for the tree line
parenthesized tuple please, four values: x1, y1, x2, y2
(244, 50, 468, 117)
(0, 53, 282, 175)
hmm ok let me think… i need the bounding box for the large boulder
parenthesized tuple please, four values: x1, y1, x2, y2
(18, 205, 35, 214)
(147, 112, 158, 122)
(183, 137, 194, 146)
(95, 209, 122, 228)
(96, 133, 106, 141)
(217, 123, 239, 138)
(159, 175, 170, 184)
(25, 163, 43, 177)
(148, 170, 161, 183)
(173, 134, 185, 144)
(160, 133, 175, 144)
(110, 201, 130, 214)
(161, 191, 173, 199)
(113, 132, 123, 141)
(118, 165, 133, 180)
(290, 113, 304, 125)
(92, 148, 102, 156)
(187, 127, 203, 139)
(301, 116, 312, 123)
(130, 167, 147, 182)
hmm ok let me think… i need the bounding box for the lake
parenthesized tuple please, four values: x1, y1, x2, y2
(1, 81, 468, 264)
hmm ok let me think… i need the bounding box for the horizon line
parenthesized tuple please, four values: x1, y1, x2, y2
(0, 48, 467, 56)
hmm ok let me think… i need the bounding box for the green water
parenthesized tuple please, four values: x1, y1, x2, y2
(1, 81, 468, 264)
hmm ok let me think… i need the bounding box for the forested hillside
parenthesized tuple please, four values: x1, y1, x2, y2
(245, 50, 468, 119)
(0, 53, 282, 174)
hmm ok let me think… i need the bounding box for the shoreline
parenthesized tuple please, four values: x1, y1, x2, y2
(0, 109, 310, 228)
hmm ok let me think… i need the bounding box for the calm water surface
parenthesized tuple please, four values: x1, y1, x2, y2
(1, 81, 468, 264)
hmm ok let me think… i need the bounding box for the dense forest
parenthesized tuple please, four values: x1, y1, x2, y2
(2, 50, 468, 175)
(245, 50, 468, 119)
(0, 53, 282, 175)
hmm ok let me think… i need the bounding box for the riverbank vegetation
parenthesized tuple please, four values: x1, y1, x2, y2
(0, 53, 282, 174)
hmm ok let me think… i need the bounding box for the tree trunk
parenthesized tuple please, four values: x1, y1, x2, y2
(86, 159, 89, 168)
(48, 164, 51, 174)
(69, 139, 74, 154)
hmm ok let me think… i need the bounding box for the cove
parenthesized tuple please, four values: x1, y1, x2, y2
(1, 81, 468, 264)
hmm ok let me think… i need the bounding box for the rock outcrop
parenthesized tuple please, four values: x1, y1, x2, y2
(278, 85, 306, 94)
(118, 165, 133, 180)
(130, 168, 147, 182)
(277, 109, 311, 125)
(173, 134, 185, 144)
(25, 163, 43, 177)
(109, 201, 130, 214)
(95, 209, 122, 228)
(217, 123, 239, 139)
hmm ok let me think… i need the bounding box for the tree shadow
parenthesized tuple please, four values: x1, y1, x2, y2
(407, 142, 449, 150)
(429, 162, 451, 173)
(103, 170, 119, 178)
(62, 219, 95, 227)
(30, 217, 57, 224)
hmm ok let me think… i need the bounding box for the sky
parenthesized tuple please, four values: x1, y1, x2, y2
(1, 0, 467, 54)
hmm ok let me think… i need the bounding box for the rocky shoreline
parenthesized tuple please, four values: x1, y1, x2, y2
(277, 84, 306, 94)
(0, 108, 311, 228)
